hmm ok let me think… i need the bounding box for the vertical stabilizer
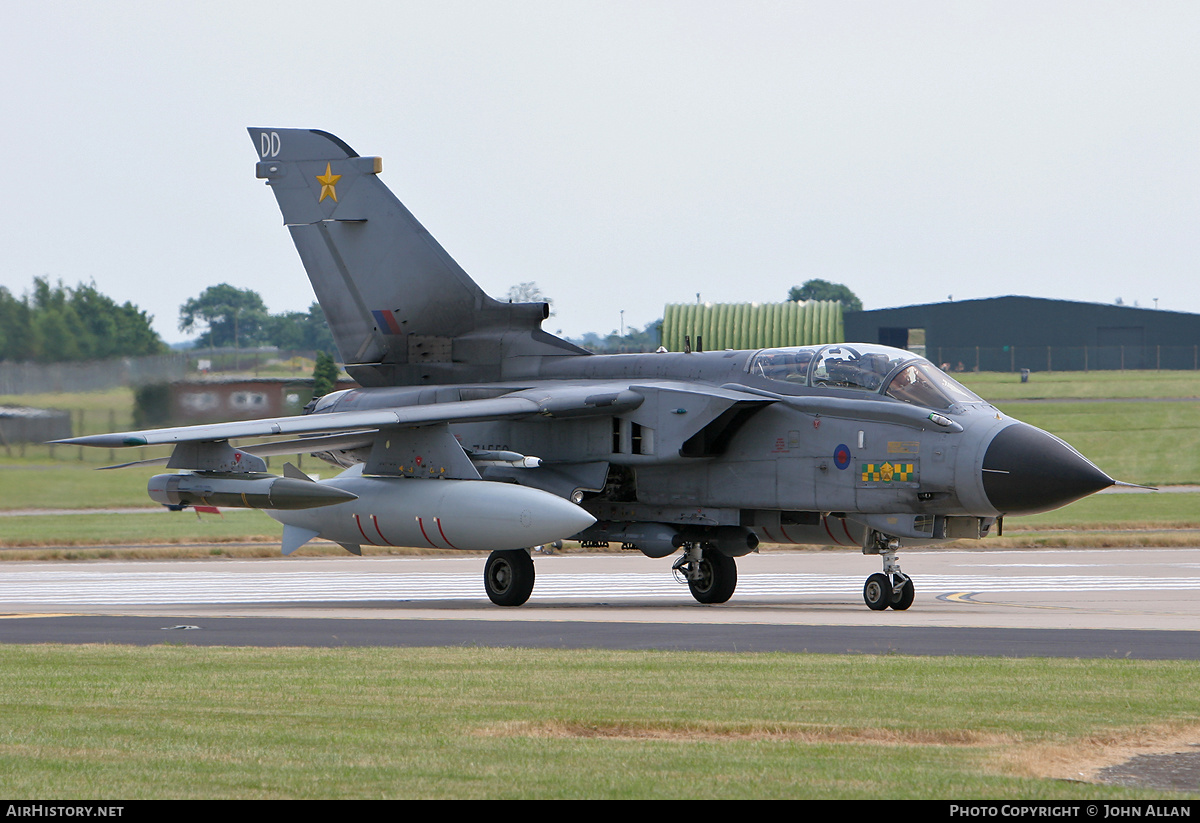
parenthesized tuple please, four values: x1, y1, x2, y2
(249, 128, 585, 386)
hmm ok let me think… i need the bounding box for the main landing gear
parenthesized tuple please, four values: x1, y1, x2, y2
(862, 532, 914, 611)
(484, 549, 535, 607)
(672, 545, 738, 604)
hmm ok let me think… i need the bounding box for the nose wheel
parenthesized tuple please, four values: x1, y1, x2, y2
(863, 573, 914, 610)
(890, 575, 915, 610)
(862, 535, 915, 611)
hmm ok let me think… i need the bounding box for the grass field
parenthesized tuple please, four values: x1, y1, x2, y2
(957, 369, 1200, 400)
(995, 402, 1200, 486)
(0, 457, 321, 511)
(0, 646, 1195, 799)
(0, 509, 283, 552)
(1011, 492, 1200, 529)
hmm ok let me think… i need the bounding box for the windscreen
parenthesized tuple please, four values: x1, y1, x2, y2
(810, 346, 909, 392)
(884, 362, 982, 409)
(749, 345, 982, 410)
(749, 348, 815, 383)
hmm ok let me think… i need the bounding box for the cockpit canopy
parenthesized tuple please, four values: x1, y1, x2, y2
(748, 344, 982, 410)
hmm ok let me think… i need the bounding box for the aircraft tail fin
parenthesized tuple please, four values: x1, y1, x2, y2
(248, 128, 586, 386)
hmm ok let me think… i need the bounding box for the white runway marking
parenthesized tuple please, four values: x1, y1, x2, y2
(1, 567, 1196, 605)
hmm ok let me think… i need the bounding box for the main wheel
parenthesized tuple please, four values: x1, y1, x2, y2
(688, 552, 737, 604)
(484, 550, 535, 607)
(890, 577, 915, 611)
(863, 573, 892, 611)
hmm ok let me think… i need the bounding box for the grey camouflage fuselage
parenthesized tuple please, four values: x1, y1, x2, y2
(58, 128, 1116, 610)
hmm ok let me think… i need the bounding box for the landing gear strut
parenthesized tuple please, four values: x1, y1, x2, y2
(862, 532, 914, 611)
(484, 549, 535, 607)
(673, 544, 738, 604)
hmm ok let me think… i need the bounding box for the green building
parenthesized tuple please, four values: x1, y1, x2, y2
(662, 300, 844, 352)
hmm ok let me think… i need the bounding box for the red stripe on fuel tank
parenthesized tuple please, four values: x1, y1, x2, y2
(434, 518, 460, 550)
(371, 514, 393, 547)
(416, 516, 440, 549)
(354, 514, 377, 546)
(822, 516, 847, 546)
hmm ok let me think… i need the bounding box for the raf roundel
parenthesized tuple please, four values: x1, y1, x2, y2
(834, 444, 851, 470)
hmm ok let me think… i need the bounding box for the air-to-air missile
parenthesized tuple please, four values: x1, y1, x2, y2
(147, 472, 358, 510)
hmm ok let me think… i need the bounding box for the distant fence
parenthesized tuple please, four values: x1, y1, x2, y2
(932, 345, 1200, 373)
(0, 348, 327, 396)
(183, 347, 321, 373)
(0, 407, 72, 444)
(2, 345, 1195, 394)
(0, 354, 190, 395)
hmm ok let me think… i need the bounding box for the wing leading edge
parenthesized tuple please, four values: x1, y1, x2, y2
(55, 396, 541, 449)
(57, 383, 777, 457)
(54, 384, 679, 451)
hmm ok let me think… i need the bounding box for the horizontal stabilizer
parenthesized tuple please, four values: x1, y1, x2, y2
(96, 433, 377, 469)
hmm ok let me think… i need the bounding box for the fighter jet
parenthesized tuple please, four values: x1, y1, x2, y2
(58, 128, 1118, 611)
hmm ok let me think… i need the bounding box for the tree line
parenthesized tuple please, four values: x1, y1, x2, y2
(0, 276, 863, 364)
(182, 279, 863, 357)
(0, 277, 165, 363)
(178, 284, 335, 352)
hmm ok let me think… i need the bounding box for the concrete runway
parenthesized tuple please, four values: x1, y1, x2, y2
(3, 546, 1200, 657)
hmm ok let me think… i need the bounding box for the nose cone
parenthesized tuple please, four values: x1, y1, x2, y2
(982, 423, 1113, 515)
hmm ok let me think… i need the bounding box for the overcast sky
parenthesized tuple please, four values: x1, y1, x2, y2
(3, 1, 1197, 344)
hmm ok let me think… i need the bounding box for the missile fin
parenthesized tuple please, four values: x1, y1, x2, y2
(282, 524, 320, 556)
(282, 462, 312, 481)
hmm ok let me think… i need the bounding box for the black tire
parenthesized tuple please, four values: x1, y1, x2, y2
(688, 552, 738, 604)
(863, 573, 892, 611)
(484, 550, 535, 607)
(890, 578, 915, 611)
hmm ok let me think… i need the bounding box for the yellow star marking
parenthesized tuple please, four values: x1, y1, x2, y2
(316, 162, 342, 202)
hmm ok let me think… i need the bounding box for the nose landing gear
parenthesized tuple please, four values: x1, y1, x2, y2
(863, 572, 914, 611)
(862, 531, 915, 611)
